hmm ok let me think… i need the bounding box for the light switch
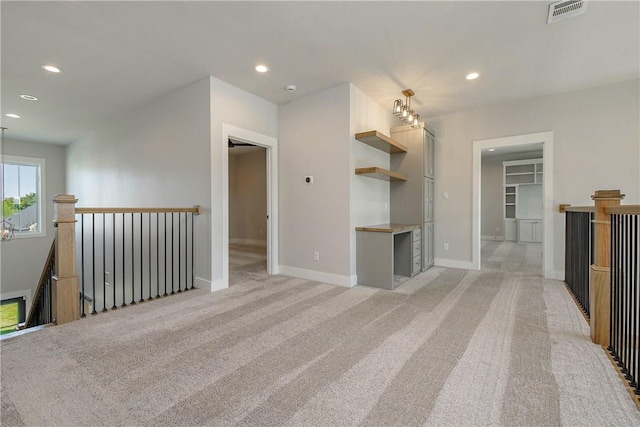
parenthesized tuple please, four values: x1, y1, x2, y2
(443, 191, 449, 199)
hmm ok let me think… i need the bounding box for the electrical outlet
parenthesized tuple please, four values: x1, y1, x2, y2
(443, 242, 449, 251)
(313, 251, 320, 261)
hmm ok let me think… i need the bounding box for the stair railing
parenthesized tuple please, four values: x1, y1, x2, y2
(75, 206, 200, 315)
(23, 240, 56, 328)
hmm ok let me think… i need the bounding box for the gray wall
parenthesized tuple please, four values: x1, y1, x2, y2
(429, 79, 640, 276)
(229, 148, 267, 244)
(66, 78, 212, 285)
(481, 151, 542, 239)
(0, 138, 66, 307)
(279, 83, 393, 285)
(279, 84, 352, 280)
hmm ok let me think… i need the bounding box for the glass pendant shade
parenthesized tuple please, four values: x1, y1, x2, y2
(393, 99, 403, 115)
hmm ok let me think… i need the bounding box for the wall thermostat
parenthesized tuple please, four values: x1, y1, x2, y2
(305, 176, 314, 184)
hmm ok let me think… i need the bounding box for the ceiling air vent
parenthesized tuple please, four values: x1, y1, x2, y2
(547, 0, 587, 24)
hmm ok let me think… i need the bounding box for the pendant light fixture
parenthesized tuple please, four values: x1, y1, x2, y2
(393, 89, 422, 128)
(1, 126, 16, 241)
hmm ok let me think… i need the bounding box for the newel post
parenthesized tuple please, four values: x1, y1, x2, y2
(589, 189, 624, 346)
(52, 194, 79, 324)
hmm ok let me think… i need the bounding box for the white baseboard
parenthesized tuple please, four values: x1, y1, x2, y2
(278, 265, 354, 288)
(194, 276, 228, 293)
(547, 270, 564, 281)
(229, 238, 267, 247)
(434, 258, 477, 271)
(481, 235, 504, 241)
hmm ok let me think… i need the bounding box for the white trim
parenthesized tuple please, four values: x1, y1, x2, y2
(434, 258, 476, 270)
(481, 235, 504, 241)
(220, 123, 278, 291)
(229, 238, 267, 247)
(550, 270, 565, 281)
(0, 288, 32, 319)
(473, 131, 554, 278)
(193, 276, 214, 291)
(1, 155, 46, 238)
(209, 278, 228, 292)
(278, 265, 355, 288)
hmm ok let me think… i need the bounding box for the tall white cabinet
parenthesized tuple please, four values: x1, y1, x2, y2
(390, 125, 435, 271)
(503, 158, 543, 243)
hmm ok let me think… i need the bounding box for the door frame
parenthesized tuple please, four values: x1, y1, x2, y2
(221, 123, 278, 284)
(472, 131, 554, 278)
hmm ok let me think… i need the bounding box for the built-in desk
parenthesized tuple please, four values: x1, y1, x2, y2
(356, 223, 421, 290)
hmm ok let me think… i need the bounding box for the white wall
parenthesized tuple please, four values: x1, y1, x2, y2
(229, 148, 267, 244)
(278, 84, 352, 284)
(67, 78, 212, 284)
(0, 138, 66, 309)
(429, 79, 640, 276)
(209, 77, 278, 290)
(349, 84, 394, 281)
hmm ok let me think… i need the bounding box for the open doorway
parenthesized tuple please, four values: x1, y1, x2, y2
(472, 131, 555, 279)
(228, 140, 268, 283)
(480, 146, 543, 275)
(219, 123, 278, 290)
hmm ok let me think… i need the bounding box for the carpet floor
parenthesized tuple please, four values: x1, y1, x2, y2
(1, 264, 639, 426)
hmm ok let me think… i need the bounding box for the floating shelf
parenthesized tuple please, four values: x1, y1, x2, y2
(355, 167, 408, 182)
(355, 130, 408, 154)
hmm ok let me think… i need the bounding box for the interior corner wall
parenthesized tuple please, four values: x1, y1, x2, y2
(0, 139, 66, 303)
(209, 76, 277, 290)
(228, 149, 267, 244)
(349, 84, 393, 280)
(278, 83, 351, 284)
(428, 79, 640, 276)
(66, 77, 212, 284)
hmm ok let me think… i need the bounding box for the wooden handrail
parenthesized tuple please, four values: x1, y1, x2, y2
(605, 205, 640, 215)
(562, 205, 596, 213)
(23, 240, 55, 328)
(75, 206, 200, 215)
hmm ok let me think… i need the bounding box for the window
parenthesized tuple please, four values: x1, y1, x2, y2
(0, 297, 26, 334)
(1, 155, 45, 237)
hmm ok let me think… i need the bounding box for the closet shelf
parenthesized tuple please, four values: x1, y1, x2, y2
(355, 167, 408, 182)
(355, 130, 408, 154)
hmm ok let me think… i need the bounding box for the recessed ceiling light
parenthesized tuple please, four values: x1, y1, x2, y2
(466, 72, 480, 80)
(488, 148, 495, 152)
(254, 64, 269, 73)
(41, 64, 61, 73)
(20, 94, 38, 101)
(5, 113, 21, 119)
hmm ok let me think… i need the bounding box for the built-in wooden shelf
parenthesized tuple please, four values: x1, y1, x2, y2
(356, 223, 420, 233)
(355, 130, 408, 154)
(355, 167, 408, 182)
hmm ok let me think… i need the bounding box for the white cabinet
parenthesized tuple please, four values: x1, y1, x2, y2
(503, 159, 542, 242)
(518, 219, 542, 243)
(504, 219, 517, 242)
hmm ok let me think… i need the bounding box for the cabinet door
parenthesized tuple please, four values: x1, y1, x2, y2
(534, 221, 543, 242)
(504, 219, 517, 241)
(423, 222, 434, 269)
(424, 131, 434, 178)
(518, 220, 535, 242)
(424, 178, 434, 222)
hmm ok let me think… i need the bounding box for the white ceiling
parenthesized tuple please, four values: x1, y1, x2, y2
(2, 1, 638, 145)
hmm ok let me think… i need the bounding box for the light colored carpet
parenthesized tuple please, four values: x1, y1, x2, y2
(1, 266, 639, 426)
(481, 240, 542, 275)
